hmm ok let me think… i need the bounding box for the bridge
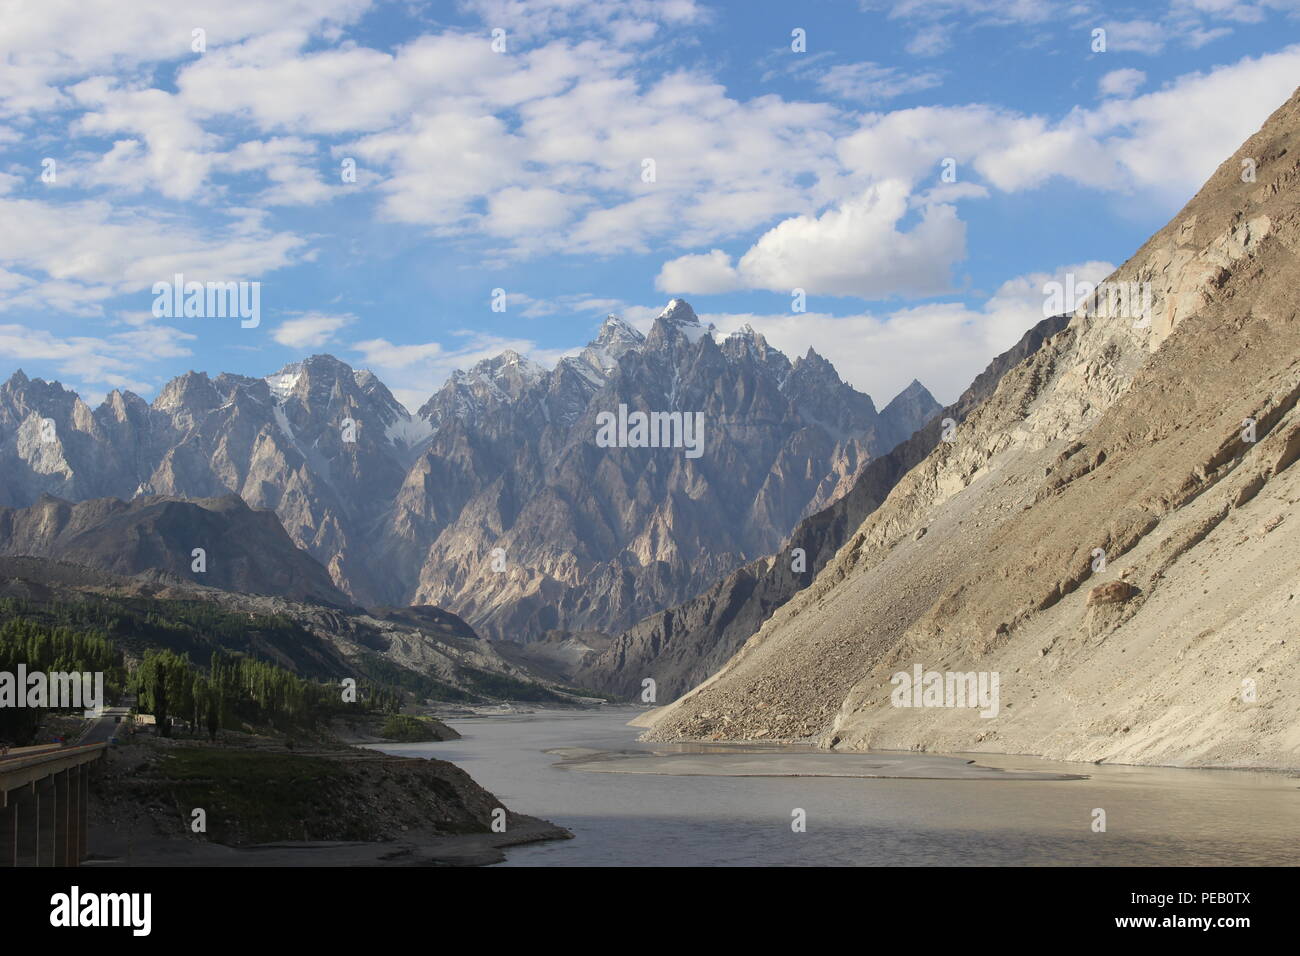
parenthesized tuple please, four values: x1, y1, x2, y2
(0, 741, 108, 866)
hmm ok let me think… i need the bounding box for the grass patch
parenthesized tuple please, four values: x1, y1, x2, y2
(159, 747, 357, 844)
(379, 714, 442, 741)
(151, 743, 496, 844)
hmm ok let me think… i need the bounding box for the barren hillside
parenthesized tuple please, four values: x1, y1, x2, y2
(643, 86, 1300, 770)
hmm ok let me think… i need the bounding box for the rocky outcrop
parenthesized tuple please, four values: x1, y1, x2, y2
(643, 86, 1300, 771)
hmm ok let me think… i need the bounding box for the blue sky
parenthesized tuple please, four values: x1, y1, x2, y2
(1, 0, 1298, 412)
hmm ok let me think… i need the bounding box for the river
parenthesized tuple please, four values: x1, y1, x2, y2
(371, 707, 1298, 866)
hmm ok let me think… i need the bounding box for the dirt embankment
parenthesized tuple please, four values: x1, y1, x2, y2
(88, 733, 568, 866)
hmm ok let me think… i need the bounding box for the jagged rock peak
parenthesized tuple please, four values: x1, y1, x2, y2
(880, 378, 940, 426)
(577, 314, 647, 376)
(306, 353, 347, 364)
(295, 353, 360, 383)
(657, 298, 700, 326)
(649, 298, 718, 345)
(892, 378, 930, 398)
(594, 313, 645, 348)
(99, 388, 148, 416)
(153, 370, 218, 409)
(265, 353, 354, 387)
(467, 348, 545, 377)
(791, 346, 837, 376)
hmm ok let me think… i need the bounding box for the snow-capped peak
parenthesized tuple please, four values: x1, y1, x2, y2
(656, 298, 700, 327)
(596, 313, 645, 345)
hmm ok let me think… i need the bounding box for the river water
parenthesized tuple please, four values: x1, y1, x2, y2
(372, 708, 1298, 866)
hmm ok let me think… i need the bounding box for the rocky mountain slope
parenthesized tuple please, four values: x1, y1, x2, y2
(577, 313, 1068, 701)
(0, 494, 351, 605)
(0, 555, 584, 705)
(397, 301, 938, 640)
(642, 86, 1300, 771)
(0, 355, 418, 604)
(0, 300, 938, 641)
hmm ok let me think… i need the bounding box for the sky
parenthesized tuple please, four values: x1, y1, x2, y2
(1, 0, 1298, 413)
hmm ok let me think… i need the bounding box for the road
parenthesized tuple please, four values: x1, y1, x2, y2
(0, 700, 133, 761)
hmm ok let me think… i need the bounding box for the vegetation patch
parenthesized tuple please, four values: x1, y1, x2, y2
(379, 714, 444, 741)
(139, 743, 501, 844)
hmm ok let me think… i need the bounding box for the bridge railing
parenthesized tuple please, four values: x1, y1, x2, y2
(0, 742, 106, 867)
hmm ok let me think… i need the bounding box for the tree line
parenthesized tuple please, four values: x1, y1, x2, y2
(0, 615, 400, 745)
(135, 648, 401, 739)
(0, 618, 127, 744)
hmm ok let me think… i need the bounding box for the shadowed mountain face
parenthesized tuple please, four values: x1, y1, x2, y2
(0, 555, 583, 706)
(643, 87, 1300, 771)
(0, 494, 351, 606)
(0, 300, 939, 641)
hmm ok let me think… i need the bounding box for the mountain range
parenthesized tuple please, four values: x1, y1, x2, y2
(0, 300, 939, 643)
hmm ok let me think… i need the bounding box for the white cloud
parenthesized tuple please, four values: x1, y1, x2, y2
(656, 249, 744, 294)
(70, 78, 222, 200)
(1099, 68, 1147, 98)
(906, 24, 953, 56)
(325, 61, 843, 254)
(486, 186, 582, 236)
(659, 181, 966, 298)
(0, 198, 305, 316)
(695, 260, 1115, 405)
(871, 0, 1293, 53)
(2, 0, 1297, 332)
(0, 0, 369, 117)
(1087, 45, 1300, 201)
(657, 45, 1300, 300)
(456, 0, 708, 43)
(350, 111, 525, 229)
(223, 138, 333, 206)
(816, 62, 943, 103)
(515, 293, 628, 318)
(272, 313, 355, 349)
(0, 318, 195, 394)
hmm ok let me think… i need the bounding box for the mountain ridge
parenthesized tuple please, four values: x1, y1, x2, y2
(0, 301, 941, 642)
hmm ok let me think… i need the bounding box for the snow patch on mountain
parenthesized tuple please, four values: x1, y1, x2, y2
(272, 403, 296, 441)
(265, 369, 302, 403)
(385, 414, 434, 448)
